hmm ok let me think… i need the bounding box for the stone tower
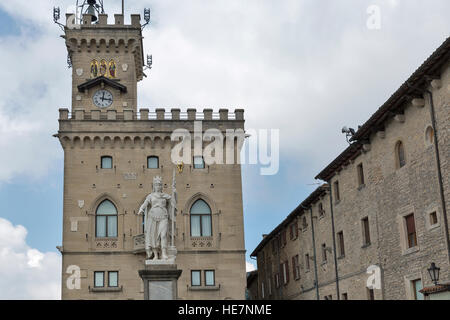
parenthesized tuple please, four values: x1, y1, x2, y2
(57, 5, 246, 300)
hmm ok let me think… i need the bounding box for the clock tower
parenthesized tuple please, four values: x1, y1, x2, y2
(56, 2, 246, 300)
(65, 9, 144, 113)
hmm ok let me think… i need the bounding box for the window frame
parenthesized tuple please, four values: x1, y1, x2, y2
(108, 271, 119, 287)
(204, 270, 215, 287)
(193, 156, 205, 169)
(191, 270, 202, 287)
(95, 200, 118, 238)
(190, 199, 213, 237)
(396, 141, 406, 169)
(292, 255, 300, 280)
(362, 217, 371, 246)
(337, 231, 345, 257)
(321, 243, 327, 263)
(357, 163, 365, 187)
(334, 180, 340, 202)
(147, 156, 160, 169)
(100, 156, 113, 169)
(94, 271, 105, 288)
(318, 203, 325, 218)
(305, 253, 310, 271)
(405, 214, 417, 249)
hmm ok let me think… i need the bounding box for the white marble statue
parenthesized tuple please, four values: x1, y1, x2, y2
(138, 173, 177, 261)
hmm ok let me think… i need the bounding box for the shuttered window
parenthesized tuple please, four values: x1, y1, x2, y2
(405, 214, 417, 248)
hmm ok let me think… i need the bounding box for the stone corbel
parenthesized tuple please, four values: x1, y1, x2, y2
(377, 131, 386, 139)
(394, 114, 405, 123)
(431, 79, 442, 89)
(412, 98, 425, 108)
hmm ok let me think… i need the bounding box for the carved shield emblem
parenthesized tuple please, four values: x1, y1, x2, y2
(78, 200, 84, 209)
(76, 68, 83, 76)
(122, 64, 128, 72)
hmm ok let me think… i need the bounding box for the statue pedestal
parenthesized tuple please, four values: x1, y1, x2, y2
(139, 263, 182, 300)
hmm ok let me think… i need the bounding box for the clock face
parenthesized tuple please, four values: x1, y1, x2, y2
(93, 89, 113, 108)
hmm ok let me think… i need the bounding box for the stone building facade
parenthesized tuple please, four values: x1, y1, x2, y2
(57, 11, 246, 300)
(251, 37, 450, 300)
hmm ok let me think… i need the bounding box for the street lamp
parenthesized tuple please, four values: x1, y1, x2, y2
(427, 262, 440, 286)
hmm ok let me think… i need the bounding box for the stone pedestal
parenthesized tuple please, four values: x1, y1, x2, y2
(139, 263, 182, 300)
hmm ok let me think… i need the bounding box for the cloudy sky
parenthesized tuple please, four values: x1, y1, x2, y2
(0, 0, 448, 299)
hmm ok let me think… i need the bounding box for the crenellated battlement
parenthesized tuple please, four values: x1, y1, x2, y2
(58, 108, 245, 121)
(66, 13, 142, 29)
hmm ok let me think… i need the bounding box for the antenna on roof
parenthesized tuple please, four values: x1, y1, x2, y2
(142, 8, 151, 30)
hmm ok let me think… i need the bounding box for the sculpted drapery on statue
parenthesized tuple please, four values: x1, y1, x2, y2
(138, 173, 177, 261)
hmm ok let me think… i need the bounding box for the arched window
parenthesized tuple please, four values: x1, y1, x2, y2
(147, 156, 159, 169)
(425, 126, 434, 146)
(396, 141, 406, 168)
(101, 156, 113, 169)
(190, 199, 212, 237)
(96, 200, 118, 238)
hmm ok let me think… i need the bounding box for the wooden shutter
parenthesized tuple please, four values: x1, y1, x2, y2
(406, 214, 416, 234)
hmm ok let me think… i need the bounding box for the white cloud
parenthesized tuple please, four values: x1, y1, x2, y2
(246, 261, 256, 272)
(0, 218, 61, 300)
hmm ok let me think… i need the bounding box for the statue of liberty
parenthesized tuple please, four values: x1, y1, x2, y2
(138, 174, 177, 260)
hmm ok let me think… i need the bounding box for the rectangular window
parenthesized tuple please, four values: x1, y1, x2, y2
(322, 243, 327, 262)
(319, 203, 325, 217)
(191, 270, 201, 286)
(193, 156, 205, 169)
(274, 273, 280, 288)
(405, 214, 417, 248)
(362, 217, 371, 245)
(282, 261, 289, 285)
(147, 156, 159, 169)
(292, 255, 300, 280)
(342, 293, 348, 300)
(94, 271, 104, 288)
(289, 224, 294, 240)
(412, 279, 424, 300)
(337, 231, 345, 257)
(101, 156, 112, 169)
(96, 216, 107, 237)
(305, 254, 310, 271)
(334, 181, 340, 202)
(261, 282, 265, 299)
(281, 231, 287, 247)
(107, 216, 118, 237)
(205, 270, 215, 286)
(190, 216, 201, 237)
(108, 271, 118, 287)
(430, 211, 438, 226)
(357, 163, 365, 186)
(367, 288, 375, 300)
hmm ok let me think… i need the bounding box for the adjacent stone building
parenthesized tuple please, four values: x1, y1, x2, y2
(57, 8, 246, 300)
(251, 37, 450, 300)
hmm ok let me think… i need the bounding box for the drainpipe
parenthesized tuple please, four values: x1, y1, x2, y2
(408, 83, 450, 263)
(309, 206, 320, 300)
(300, 204, 320, 300)
(328, 183, 340, 299)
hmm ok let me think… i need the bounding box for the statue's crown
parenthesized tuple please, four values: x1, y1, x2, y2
(153, 176, 162, 184)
